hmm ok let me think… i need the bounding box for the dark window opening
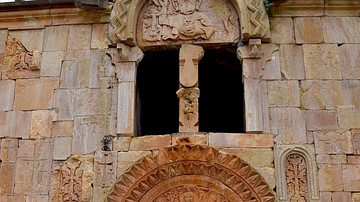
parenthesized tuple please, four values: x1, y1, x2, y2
(136, 50, 179, 136)
(198, 48, 245, 133)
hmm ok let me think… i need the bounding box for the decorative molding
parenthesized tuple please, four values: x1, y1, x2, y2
(106, 144, 276, 201)
(109, 0, 270, 46)
(275, 145, 320, 202)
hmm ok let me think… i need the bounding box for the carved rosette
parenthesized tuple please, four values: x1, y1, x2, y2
(106, 144, 276, 202)
(1, 35, 41, 79)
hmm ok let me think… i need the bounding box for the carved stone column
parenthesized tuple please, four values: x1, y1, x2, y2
(177, 44, 204, 132)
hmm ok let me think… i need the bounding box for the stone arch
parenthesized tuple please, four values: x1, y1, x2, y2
(109, 0, 270, 46)
(275, 145, 320, 202)
(106, 144, 276, 201)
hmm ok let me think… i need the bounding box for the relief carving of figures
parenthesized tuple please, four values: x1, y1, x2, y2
(286, 154, 308, 202)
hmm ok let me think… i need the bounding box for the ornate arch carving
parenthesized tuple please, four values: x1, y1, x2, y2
(275, 145, 320, 202)
(109, 0, 270, 46)
(106, 144, 276, 201)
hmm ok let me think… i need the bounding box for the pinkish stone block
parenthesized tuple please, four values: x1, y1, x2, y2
(305, 110, 338, 131)
(314, 130, 353, 154)
(129, 135, 171, 151)
(343, 165, 360, 191)
(209, 133, 273, 148)
(318, 164, 343, 191)
(0, 80, 15, 111)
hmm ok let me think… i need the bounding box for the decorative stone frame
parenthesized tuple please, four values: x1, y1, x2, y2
(275, 145, 320, 202)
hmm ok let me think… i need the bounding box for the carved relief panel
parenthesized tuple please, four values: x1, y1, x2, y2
(137, 0, 239, 47)
(286, 154, 308, 202)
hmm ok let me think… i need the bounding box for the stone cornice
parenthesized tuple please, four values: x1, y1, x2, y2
(0, 4, 112, 30)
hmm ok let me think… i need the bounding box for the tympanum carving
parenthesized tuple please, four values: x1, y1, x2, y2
(286, 154, 308, 202)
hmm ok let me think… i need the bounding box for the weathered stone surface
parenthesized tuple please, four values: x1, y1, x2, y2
(353, 193, 360, 202)
(270, 108, 306, 144)
(0, 139, 18, 163)
(343, 165, 360, 191)
(64, 49, 91, 61)
(171, 134, 207, 145)
(72, 116, 110, 154)
(91, 24, 109, 50)
(323, 80, 356, 110)
(220, 148, 273, 168)
(25, 195, 48, 202)
(303, 44, 341, 79)
(270, 18, 294, 43)
(340, 44, 360, 79)
(314, 130, 353, 154)
(94, 151, 117, 188)
(53, 90, 74, 120)
(14, 78, 59, 110)
(74, 89, 111, 116)
(2, 111, 31, 139)
(244, 79, 263, 132)
(0, 139, 18, 195)
(117, 151, 152, 176)
(321, 192, 351, 202)
(255, 167, 275, 189)
(294, 17, 323, 43)
(316, 154, 347, 164)
(348, 156, 360, 164)
(209, 133, 273, 148)
(354, 130, 360, 154)
(117, 43, 144, 63)
(318, 164, 343, 191)
(30, 110, 57, 138)
(113, 137, 131, 151)
(43, 26, 69, 51)
(40, 51, 64, 77)
(3, 195, 26, 202)
(261, 81, 270, 134)
(279, 44, 305, 80)
(0, 29, 8, 53)
(117, 82, 135, 135)
(53, 137, 72, 160)
(67, 25, 91, 50)
(268, 80, 300, 107)
(51, 121, 73, 137)
(129, 135, 171, 151)
(262, 47, 281, 80)
(338, 110, 360, 130)
(323, 17, 360, 43)
(300, 80, 325, 110)
(60, 60, 92, 88)
(305, 110, 338, 131)
(0, 80, 15, 111)
(14, 139, 53, 194)
(10, 30, 44, 52)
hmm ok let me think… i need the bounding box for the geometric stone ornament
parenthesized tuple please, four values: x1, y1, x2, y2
(275, 145, 320, 202)
(106, 144, 276, 201)
(109, 0, 270, 46)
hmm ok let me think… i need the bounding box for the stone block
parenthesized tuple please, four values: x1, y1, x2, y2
(91, 24, 108, 50)
(129, 135, 171, 150)
(72, 116, 110, 154)
(323, 17, 360, 43)
(316, 154, 347, 164)
(318, 164, 343, 191)
(0, 164, 15, 195)
(300, 80, 325, 110)
(340, 44, 360, 79)
(117, 151, 152, 176)
(348, 156, 360, 164)
(10, 30, 44, 52)
(279, 44, 305, 80)
(60, 60, 92, 88)
(67, 25, 91, 50)
(30, 110, 57, 139)
(314, 130, 353, 154)
(255, 167, 275, 189)
(209, 133, 273, 148)
(354, 131, 360, 154)
(343, 165, 360, 191)
(117, 82, 135, 135)
(294, 17, 323, 43)
(307, 132, 314, 144)
(13, 78, 59, 110)
(2, 111, 31, 139)
(244, 79, 263, 132)
(51, 121, 73, 137)
(40, 51, 65, 77)
(116, 62, 137, 82)
(353, 193, 360, 202)
(320, 192, 351, 202)
(171, 134, 207, 145)
(0, 80, 15, 111)
(270, 108, 306, 144)
(261, 81, 270, 133)
(305, 110, 338, 131)
(94, 151, 117, 188)
(25, 195, 48, 202)
(5, 195, 26, 202)
(0, 29, 8, 53)
(53, 90, 74, 120)
(303, 44, 341, 79)
(43, 26, 69, 51)
(53, 137, 72, 160)
(323, 80, 355, 110)
(64, 49, 92, 61)
(268, 80, 300, 107)
(0, 139, 18, 163)
(261, 47, 281, 80)
(74, 89, 111, 116)
(270, 18, 294, 43)
(220, 148, 273, 168)
(113, 137, 131, 151)
(338, 110, 360, 130)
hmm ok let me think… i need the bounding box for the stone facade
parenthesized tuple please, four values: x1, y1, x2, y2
(0, 0, 359, 201)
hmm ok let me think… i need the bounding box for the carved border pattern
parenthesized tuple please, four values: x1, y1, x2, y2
(106, 144, 276, 201)
(275, 145, 320, 202)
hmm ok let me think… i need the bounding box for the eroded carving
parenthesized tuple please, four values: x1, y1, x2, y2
(60, 161, 83, 201)
(106, 144, 276, 202)
(286, 154, 308, 202)
(2, 36, 41, 79)
(177, 87, 200, 132)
